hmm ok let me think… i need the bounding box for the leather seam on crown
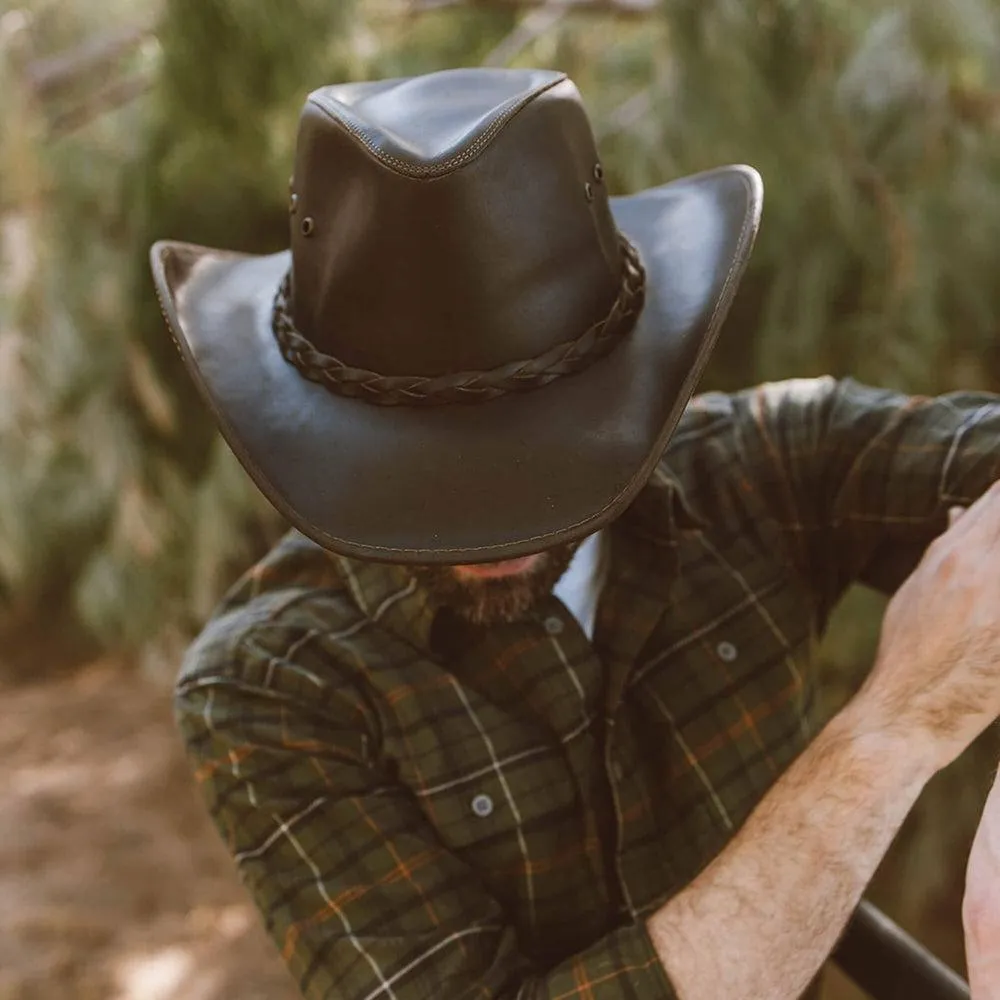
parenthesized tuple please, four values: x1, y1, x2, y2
(308, 74, 568, 179)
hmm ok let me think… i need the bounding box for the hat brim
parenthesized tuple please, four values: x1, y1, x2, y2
(150, 165, 761, 564)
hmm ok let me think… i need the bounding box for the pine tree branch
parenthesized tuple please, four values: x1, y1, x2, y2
(595, 86, 652, 139)
(408, 0, 658, 17)
(481, 5, 568, 66)
(48, 72, 153, 137)
(25, 20, 155, 98)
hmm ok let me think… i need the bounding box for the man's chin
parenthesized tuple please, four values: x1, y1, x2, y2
(411, 541, 580, 626)
(449, 581, 544, 626)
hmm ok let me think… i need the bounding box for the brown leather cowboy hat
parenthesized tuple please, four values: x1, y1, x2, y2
(150, 68, 762, 564)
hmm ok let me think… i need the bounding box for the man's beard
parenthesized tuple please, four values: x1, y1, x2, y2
(410, 540, 580, 626)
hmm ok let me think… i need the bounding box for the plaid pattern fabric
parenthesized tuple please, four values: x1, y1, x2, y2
(177, 377, 1000, 1000)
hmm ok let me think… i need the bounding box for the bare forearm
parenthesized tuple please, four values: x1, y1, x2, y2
(647, 697, 933, 1000)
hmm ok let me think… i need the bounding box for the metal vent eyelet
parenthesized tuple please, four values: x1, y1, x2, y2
(301, 217, 315, 236)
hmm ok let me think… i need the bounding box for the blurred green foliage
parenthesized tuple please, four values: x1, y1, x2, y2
(3, 0, 1000, 986)
(6, 0, 1000, 650)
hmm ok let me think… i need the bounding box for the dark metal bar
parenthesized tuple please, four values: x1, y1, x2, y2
(832, 900, 970, 1000)
(26, 21, 155, 97)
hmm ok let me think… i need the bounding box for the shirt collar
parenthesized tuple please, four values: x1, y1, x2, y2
(330, 553, 438, 651)
(652, 462, 707, 531)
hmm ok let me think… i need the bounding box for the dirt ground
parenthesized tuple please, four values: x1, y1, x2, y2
(0, 660, 301, 1000)
(0, 658, 876, 1000)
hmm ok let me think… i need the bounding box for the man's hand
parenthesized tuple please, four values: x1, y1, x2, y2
(965, 764, 1000, 999)
(857, 482, 1000, 771)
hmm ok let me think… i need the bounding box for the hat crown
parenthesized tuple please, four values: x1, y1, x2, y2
(288, 68, 625, 379)
(309, 68, 564, 178)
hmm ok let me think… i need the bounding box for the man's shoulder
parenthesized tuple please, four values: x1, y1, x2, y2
(632, 379, 838, 529)
(176, 530, 361, 691)
(657, 376, 846, 476)
(668, 377, 840, 444)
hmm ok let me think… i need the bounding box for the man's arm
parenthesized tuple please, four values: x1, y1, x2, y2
(704, 376, 1000, 613)
(649, 697, 928, 1000)
(176, 616, 677, 1000)
(645, 482, 1000, 1000)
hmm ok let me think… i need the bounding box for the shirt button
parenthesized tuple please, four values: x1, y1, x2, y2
(543, 616, 564, 635)
(716, 641, 738, 662)
(471, 793, 494, 818)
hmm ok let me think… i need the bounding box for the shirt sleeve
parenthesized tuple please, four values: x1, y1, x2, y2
(721, 376, 1000, 614)
(174, 622, 676, 1000)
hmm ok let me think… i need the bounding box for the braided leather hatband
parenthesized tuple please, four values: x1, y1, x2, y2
(271, 235, 645, 407)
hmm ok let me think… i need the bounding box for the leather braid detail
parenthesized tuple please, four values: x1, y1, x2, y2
(271, 236, 645, 407)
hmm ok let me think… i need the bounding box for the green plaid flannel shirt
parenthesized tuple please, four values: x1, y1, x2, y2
(177, 377, 1000, 1000)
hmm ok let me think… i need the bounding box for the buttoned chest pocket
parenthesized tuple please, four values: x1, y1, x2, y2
(634, 528, 817, 832)
(419, 744, 588, 942)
